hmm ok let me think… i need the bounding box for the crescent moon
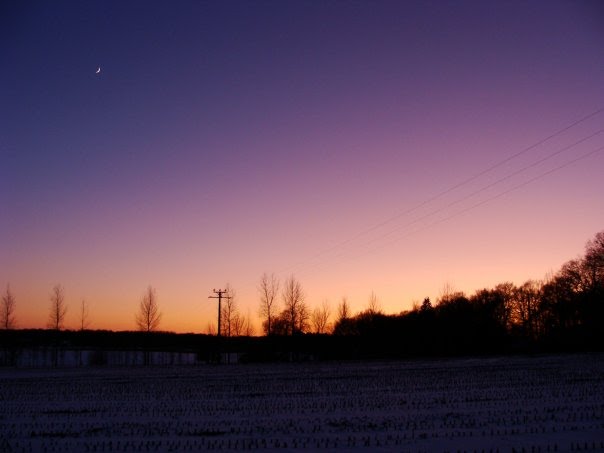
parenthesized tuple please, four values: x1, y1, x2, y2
(96, 67, 101, 74)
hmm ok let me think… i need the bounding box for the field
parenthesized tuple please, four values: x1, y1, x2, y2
(1, 354, 603, 452)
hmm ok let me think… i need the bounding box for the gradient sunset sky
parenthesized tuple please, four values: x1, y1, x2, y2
(2, 1, 603, 333)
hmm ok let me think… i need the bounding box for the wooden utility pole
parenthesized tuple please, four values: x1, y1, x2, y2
(209, 289, 231, 337)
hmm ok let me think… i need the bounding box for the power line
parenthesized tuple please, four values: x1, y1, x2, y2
(347, 128, 604, 252)
(278, 106, 604, 276)
(424, 144, 604, 236)
(278, 107, 604, 273)
(298, 143, 604, 276)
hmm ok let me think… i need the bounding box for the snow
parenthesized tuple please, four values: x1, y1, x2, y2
(1, 354, 603, 451)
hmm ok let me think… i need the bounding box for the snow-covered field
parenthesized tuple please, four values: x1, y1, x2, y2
(1, 355, 603, 452)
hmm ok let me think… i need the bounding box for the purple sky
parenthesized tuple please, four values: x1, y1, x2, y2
(2, 0, 603, 332)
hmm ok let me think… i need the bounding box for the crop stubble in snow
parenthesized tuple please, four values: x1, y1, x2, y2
(0, 355, 603, 451)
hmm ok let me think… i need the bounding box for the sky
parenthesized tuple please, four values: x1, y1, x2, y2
(1, 0, 603, 333)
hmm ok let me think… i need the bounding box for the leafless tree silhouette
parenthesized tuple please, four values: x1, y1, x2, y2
(135, 286, 162, 332)
(221, 284, 237, 337)
(583, 231, 604, 290)
(232, 312, 244, 337)
(438, 282, 464, 305)
(511, 280, 542, 340)
(366, 290, 381, 315)
(227, 308, 255, 337)
(206, 322, 217, 335)
(337, 297, 350, 323)
(297, 302, 310, 333)
(258, 273, 279, 335)
(312, 300, 331, 333)
(1, 285, 16, 329)
(281, 275, 307, 335)
(493, 282, 515, 329)
(232, 311, 254, 337)
(48, 284, 67, 330)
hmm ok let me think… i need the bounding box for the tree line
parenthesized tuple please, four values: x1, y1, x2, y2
(257, 230, 603, 348)
(2, 231, 603, 356)
(329, 230, 604, 355)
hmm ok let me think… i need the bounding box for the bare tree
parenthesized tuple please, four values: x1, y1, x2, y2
(1, 285, 16, 329)
(206, 322, 217, 335)
(79, 299, 90, 331)
(220, 283, 237, 337)
(232, 311, 254, 337)
(583, 230, 604, 290)
(337, 297, 350, 323)
(367, 290, 381, 314)
(231, 312, 242, 337)
(311, 300, 331, 334)
(493, 282, 516, 329)
(437, 281, 465, 305)
(511, 280, 542, 339)
(258, 273, 279, 335)
(281, 275, 307, 335)
(559, 258, 589, 293)
(297, 301, 310, 333)
(437, 282, 466, 306)
(48, 284, 67, 330)
(135, 286, 162, 332)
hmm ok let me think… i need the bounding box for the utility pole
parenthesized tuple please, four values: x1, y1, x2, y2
(209, 289, 231, 337)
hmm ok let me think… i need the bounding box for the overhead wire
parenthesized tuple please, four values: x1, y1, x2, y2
(351, 143, 604, 262)
(295, 143, 604, 279)
(278, 106, 604, 277)
(341, 128, 604, 252)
